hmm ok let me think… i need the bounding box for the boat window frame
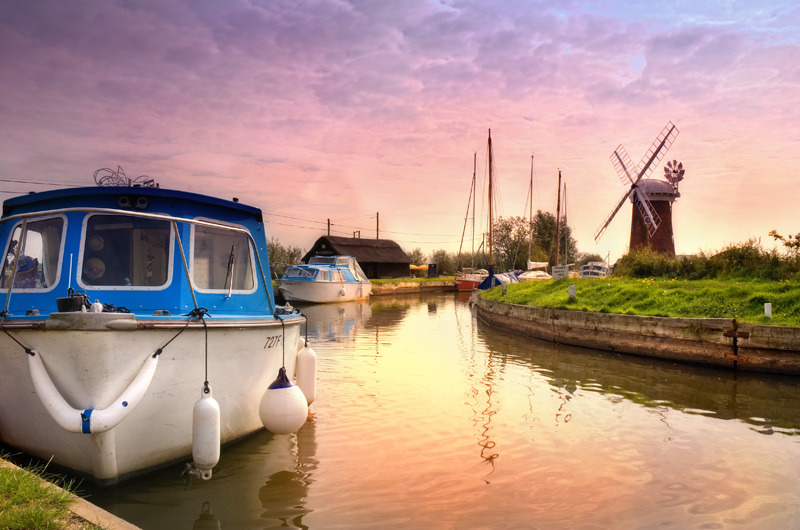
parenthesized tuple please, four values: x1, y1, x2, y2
(76, 212, 175, 291)
(189, 218, 258, 295)
(0, 206, 275, 313)
(0, 213, 67, 293)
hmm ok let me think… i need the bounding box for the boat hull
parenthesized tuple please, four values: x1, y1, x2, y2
(277, 280, 372, 303)
(454, 278, 482, 292)
(0, 315, 303, 485)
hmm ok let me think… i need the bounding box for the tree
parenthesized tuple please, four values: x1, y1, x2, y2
(769, 230, 800, 259)
(267, 237, 304, 278)
(430, 249, 457, 275)
(406, 247, 426, 266)
(490, 212, 577, 270)
(530, 211, 578, 266)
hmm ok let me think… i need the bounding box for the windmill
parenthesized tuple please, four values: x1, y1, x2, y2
(594, 122, 683, 255)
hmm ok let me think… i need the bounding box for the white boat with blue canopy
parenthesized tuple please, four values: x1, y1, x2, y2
(0, 176, 316, 485)
(277, 255, 372, 303)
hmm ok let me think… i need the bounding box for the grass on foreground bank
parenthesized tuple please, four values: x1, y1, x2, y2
(0, 458, 102, 530)
(481, 277, 800, 327)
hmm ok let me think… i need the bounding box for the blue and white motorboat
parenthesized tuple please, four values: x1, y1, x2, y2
(579, 261, 609, 278)
(277, 256, 372, 303)
(0, 175, 316, 485)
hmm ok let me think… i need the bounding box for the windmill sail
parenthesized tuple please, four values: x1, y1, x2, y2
(594, 122, 679, 242)
(610, 145, 638, 185)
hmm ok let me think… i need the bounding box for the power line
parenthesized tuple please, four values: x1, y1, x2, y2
(0, 178, 83, 187)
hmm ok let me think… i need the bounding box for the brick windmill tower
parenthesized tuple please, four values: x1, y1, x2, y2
(594, 122, 684, 256)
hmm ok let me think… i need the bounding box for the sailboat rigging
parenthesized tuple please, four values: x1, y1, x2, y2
(454, 130, 495, 291)
(519, 154, 551, 281)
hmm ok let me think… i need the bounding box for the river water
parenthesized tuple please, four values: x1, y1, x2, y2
(80, 292, 800, 529)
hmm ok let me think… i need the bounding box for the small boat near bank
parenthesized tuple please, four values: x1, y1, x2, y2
(0, 176, 315, 485)
(455, 268, 489, 292)
(579, 261, 609, 278)
(277, 255, 372, 303)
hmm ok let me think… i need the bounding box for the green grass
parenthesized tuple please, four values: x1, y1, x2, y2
(481, 277, 800, 326)
(0, 459, 101, 530)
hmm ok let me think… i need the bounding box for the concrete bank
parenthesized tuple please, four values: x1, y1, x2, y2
(475, 296, 800, 375)
(371, 280, 456, 296)
(0, 458, 142, 530)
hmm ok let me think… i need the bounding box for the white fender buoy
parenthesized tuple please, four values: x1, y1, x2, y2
(28, 350, 159, 434)
(339, 286, 346, 296)
(295, 342, 317, 405)
(192, 385, 220, 480)
(259, 367, 308, 435)
(91, 299, 103, 313)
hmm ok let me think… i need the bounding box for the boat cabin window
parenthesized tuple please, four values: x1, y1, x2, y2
(318, 270, 329, 281)
(192, 224, 255, 292)
(331, 270, 344, 282)
(1, 216, 64, 290)
(80, 215, 171, 287)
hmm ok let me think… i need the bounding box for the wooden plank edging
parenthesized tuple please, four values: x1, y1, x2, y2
(475, 297, 800, 375)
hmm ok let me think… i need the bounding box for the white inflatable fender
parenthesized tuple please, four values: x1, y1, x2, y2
(294, 341, 317, 406)
(192, 386, 221, 480)
(27, 350, 159, 434)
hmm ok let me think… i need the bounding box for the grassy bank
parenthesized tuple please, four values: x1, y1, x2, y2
(481, 277, 800, 327)
(0, 458, 102, 530)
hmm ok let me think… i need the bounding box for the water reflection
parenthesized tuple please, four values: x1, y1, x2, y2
(299, 301, 371, 343)
(62, 293, 800, 528)
(78, 417, 318, 529)
(476, 317, 800, 435)
(191, 502, 220, 530)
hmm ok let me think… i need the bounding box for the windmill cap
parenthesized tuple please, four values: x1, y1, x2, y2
(637, 178, 680, 199)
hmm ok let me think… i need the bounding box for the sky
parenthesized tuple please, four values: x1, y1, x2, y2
(1, 0, 799, 263)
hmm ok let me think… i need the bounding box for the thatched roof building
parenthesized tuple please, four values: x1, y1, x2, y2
(302, 236, 411, 279)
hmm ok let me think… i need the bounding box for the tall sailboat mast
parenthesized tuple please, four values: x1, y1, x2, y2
(455, 152, 478, 272)
(555, 169, 562, 266)
(527, 154, 533, 264)
(487, 129, 493, 267)
(471, 152, 476, 267)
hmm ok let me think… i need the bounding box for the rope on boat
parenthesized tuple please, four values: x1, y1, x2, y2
(152, 307, 209, 358)
(0, 310, 34, 356)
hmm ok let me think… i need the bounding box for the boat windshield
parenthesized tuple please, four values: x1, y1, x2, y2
(80, 214, 171, 287)
(1, 216, 64, 291)
(283, 267, 316, 279)
(192, 223, 255, 291)
(308, 256, 336, 265)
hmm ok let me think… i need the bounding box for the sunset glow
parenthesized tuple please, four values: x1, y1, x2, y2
(1, 1, 798, 262)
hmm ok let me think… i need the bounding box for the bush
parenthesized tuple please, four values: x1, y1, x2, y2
(613, 240, 800, 281)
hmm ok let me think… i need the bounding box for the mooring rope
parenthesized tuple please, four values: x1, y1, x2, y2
(0, 310, 34, 356)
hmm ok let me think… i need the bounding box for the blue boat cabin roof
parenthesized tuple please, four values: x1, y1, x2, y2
(0, 186, 282, 319)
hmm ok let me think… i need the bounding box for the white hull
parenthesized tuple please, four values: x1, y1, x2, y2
(277, 280, 372, 303)
(0, 316, 302, 485)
